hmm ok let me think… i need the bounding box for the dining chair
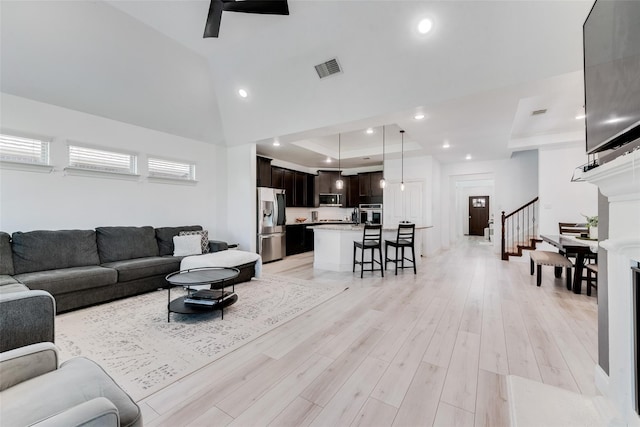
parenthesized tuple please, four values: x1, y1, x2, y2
(558, 222, 589, 236)
(384, 223, 416, 275)
(558, 221, 597, 265)
(353, 224, 384, 278)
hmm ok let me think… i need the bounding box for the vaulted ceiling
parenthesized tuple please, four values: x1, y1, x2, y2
(1, 0, 594, 166)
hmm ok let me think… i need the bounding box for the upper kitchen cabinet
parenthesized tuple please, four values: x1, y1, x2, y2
(359, 172, 371, 197)
(346, 175, 359, 208)
(283, 169, 295, 207)
(305, 174, 315, 207)
(257, 156, 272, 187)
(369, 171, 383, 198)
(316, 170, 344, 195)
(358, 171, 384, 204)
(271, 166, 284, 189)
(271, 165, 314, 207)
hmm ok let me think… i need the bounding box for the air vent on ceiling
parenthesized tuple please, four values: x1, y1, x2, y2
(531, 109, 547, 116)
(315, 58, 342, 79)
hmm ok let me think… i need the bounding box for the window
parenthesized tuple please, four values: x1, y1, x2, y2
(148, 157, 196, 181)
(0, 133, 50, 165)
(68, 145, 137, 175)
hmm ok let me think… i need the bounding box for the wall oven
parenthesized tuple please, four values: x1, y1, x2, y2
(359, 203, 383, 224)
(319, 193, 343, 207)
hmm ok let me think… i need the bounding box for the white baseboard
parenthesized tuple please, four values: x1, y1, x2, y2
(594, 364, 610, 397)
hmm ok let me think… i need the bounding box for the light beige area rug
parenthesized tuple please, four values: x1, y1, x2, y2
(55, 274, 344, 401)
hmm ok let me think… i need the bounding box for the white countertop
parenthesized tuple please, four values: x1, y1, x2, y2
(309, 224, 433, 231)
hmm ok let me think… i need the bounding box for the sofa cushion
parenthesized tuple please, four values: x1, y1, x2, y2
(101, 257, 180, 282)
(0, 356, 141, 427)
(12, 230, 100, 275)
(0, 232, 14, 275)
(14, 266, 117, 295)
(209, 240, 229, 253)
(0, 279, 29, 294)
(96, 226, 159, 263)
(155, 225, 203, 256)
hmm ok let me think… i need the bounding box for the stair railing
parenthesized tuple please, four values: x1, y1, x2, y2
(501, 197, 539, 260)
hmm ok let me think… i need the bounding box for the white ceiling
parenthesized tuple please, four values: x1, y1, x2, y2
(1, 0, 594, 168)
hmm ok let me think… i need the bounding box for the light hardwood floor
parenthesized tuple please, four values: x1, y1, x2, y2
(139, 237, 598, 426)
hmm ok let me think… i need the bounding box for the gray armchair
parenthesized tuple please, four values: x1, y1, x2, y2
(0, 342, 142, 426)
(0, 289, 55, 352)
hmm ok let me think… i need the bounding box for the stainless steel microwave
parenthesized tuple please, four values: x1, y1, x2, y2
(319, 193, 343, 206)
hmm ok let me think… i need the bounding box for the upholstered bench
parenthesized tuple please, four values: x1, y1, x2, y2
(529, 251, 573, 289)
(586, 264, 598, 296)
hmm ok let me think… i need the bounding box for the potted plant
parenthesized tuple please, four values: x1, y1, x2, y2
(582, 214, 599, 239)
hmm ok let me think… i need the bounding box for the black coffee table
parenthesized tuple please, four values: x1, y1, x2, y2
(165, 267, 239, 322)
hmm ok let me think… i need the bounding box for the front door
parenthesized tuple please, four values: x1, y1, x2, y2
(469, 196, 489, 236)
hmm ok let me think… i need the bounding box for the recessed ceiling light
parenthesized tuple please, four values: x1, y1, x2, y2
(238, 88, 248, 98)
(326, 157, 332, 163)
(465, 154, 472, 160)
(273, 139, 280, 147)
(575, 114, 586, 120)
(442, 141, 450, 148)
(414, 113, 425, 120)
(366, 128, 374, 134)
(418, 18, 433, 34)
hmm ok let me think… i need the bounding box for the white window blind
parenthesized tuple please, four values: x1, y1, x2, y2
(68, 145, 136, 174)
(148, 158, 195, 181)
(0, 133, 50, 164)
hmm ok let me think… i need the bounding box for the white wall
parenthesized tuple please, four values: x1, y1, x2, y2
(441, 150, 539, 251)
(225, 144, 257, 252)
(0, 93, 226, 237)
(384, 154, 442, 256)
(458, 185, 494, 235)
(538, 143, 598, 236)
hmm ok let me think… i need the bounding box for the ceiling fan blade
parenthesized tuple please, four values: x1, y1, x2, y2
(203, 0, 224, 38)
(222, 0, 289, 15)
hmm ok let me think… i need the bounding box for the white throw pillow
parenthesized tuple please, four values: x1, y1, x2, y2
(179, 230, 210, 254)
(173, 235, 202, 256)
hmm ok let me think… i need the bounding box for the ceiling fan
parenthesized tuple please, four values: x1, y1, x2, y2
(204, 0, 289, 38)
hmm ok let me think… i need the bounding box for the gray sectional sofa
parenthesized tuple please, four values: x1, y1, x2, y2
(0, 225, 255, 314)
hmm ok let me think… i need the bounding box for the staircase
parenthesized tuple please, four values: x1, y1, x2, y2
(501, 197, 541, 261)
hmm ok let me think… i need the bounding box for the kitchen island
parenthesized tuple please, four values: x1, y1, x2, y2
(309, 224, 432, 272)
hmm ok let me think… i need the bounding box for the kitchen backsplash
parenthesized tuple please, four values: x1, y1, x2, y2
(286, 207, 355, 224)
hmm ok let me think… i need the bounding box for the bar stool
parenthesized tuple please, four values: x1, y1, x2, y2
(353, 224, 384, 278)
(385, 223, 416, 275)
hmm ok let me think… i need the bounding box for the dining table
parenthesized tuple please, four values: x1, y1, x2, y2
(540, 234, 598, 294)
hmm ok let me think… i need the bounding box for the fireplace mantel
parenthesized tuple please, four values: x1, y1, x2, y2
(583, 149, 640, 426)
(580, 151, 640, 201)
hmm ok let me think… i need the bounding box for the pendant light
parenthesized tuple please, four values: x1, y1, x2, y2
(379, 125, 386, 189)
(400, 130, 405, 191)
(335, 133, 344, 190)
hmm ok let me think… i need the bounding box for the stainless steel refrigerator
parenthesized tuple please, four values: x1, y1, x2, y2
(257, 187, 286, 262)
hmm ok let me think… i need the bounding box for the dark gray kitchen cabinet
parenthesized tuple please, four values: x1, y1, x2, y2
(346, 175, 359, 208)
(285, 224, 314, 255)
(257, 156, 272, 187)
(270, 166, 283, 189)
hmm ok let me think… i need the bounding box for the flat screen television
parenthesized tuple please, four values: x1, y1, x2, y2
(583, 0, 640, 156)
